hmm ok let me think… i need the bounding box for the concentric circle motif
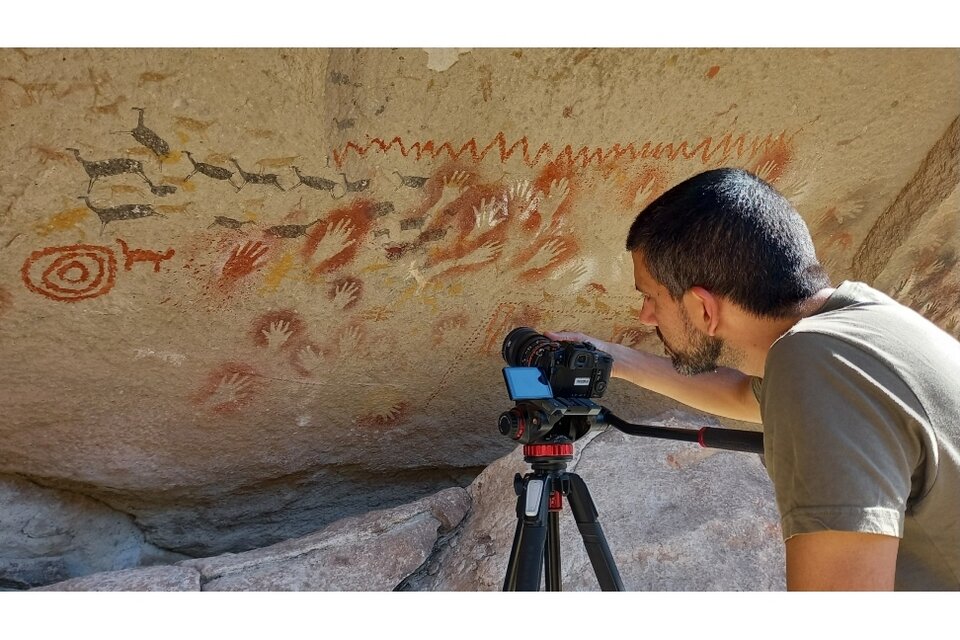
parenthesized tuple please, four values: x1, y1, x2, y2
(21, 244, 118, 302)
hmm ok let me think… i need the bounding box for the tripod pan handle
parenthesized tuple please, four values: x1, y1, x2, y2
(697, 427, 764, 454)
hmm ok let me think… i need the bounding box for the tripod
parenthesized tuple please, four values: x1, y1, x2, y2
(499, 407, 764, 591)
(502, 440, 624, 591)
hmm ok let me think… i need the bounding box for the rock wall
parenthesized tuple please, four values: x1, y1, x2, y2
(2, 48, 958, 585)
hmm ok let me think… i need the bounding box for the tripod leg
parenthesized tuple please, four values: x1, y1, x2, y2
(564, 472, 625, 591)
(502, 473, 552, 591)
(544, 509, 562, 591)
(502, 517, 524, 591)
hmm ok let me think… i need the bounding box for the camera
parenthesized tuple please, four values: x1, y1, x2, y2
(501, 327, 613, 398)
(498, 327, 613, 445)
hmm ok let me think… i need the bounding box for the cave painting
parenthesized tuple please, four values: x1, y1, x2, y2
(265, 218, 323, 239)
(291, 341, 328, 378)
(209, 216, 256, 231)
(54, 104, 796, 277)
(21, 243, 117, 302)
(392, 170, 430, 189)
(23, 99, 805, 430)
(183, 151, 238, 189)
(163, 159, 591, 356)
(193, 362, 261, 414)
(53, 106, 794, 310)
(332, 130, 796, 170)
(116, 238, 175, 272)
(327, 277, 363, 310)
(230, 159, 286, 192)
(220, 240, 270, 283)
(370, 161, 583, 295)
(354, 398, 410, 429)
(301, 200, 372, 276)
(21, 241, 175, 302)
(370, 170, 469, 262)
(65, 120, 694, 318)
(34, 206, 89, 237)
(250, 310, 307, 351)
(79, 196, 163, 234)
(67, 147, 152, 193)
(112, 107, 170, 167)
(290, 166, 342, 196)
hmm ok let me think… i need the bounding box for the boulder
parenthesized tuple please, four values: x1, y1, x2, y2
(0, 475, 185, 590)
(32, 565, 200, 591)
(180, 486, 468, 590)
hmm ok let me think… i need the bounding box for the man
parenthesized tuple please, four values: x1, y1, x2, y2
(548, 168, 960, 590)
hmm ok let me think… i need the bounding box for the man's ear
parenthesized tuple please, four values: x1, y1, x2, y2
(685, 286, 720, 336)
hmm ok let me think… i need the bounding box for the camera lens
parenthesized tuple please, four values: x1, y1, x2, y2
(501, 327, 554, 367)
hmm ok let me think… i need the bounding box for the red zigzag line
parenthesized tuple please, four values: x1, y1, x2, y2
(332, 131, 794, 168)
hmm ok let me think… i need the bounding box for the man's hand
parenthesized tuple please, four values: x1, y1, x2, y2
(544, 329, 762, 423)
(546, 330, 631, 378)
(545, 331, 603, 343)
(786, 531, 899, 590)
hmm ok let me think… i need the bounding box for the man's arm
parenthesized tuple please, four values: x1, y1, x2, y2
(786, 531, 900, 590)
(546, 332, 762, 423)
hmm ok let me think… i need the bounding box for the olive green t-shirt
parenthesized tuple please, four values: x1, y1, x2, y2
(753, 281, 960, 590)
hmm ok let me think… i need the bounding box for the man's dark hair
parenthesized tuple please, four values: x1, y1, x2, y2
(625, 168, 830, 318)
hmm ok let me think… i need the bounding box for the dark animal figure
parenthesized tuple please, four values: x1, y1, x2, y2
(265, 219, 323, 238)
(340, 173, 371, 193)
(230, 159, 285, 192)
(184, 151, 238, 189)
(291, 166, 339, 194)
(394, 170, 429, 188)
(208, 216, 256, 231)
(113, 107, 170, 167)
(144, 177, 177, 197)
(78, 196, 163, 235)
(66, 148, 150, 193)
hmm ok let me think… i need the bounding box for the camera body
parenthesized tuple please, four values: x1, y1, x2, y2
(499, 327, 613, 445)
(501, 327, 613, 399)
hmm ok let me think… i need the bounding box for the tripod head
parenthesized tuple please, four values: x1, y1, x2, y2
(497, 367, 602, 473)
(498, 396, 601, 444)
(499, 366, 765, 454)
(498, 366, 602, 440)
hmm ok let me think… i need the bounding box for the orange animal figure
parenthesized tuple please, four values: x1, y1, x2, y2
(115, 238, 175, 272)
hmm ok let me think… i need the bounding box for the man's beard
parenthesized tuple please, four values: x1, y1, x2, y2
(656, 313, 723, 376)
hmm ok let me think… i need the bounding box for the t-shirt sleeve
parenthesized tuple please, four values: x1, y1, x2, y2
(760, 332, 921, 541)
